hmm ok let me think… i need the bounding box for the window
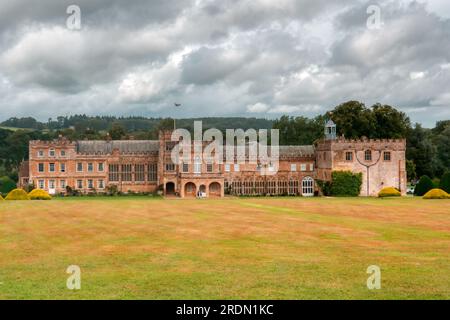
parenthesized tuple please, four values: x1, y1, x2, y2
(87, 163, 94, 172)
(148, 163, 157, 182)
(384, 151, 391, 161)
(345, 151, 353, 161)
(291, 164, 297, 172)
(302, 177, 314, 197)
(194, 157, 202, 174)
(165, 143, 173, 151)
(38, 180, 45, 189)
(300, 164, 307, 172)
(182, 163, 189, 173)
(49, 163, 55, 172)
(98, 180, 104, 189)
(60, 150, 66, 157)
(310, 163, 314, 171)
(38, 150, 44, 157)
(60, 163, 66, 173)
(268, 163, 275, 172)
(49, 180, 55, 189)
(88, 179, 94, 189)
(109, 164, 119, 182)
(234, 164, 240, 172)
(98, 163, 104, 172)
(38, 163, 44, 173)
(225, 164, 231, 172)
(365, 150, 372, 161)
(60, 180, 66, 189)
(49, 149, 55, 157)
(77, 180, 83, 189)
(135, 164, 145, 182)
(165, 163, 175, 172)
(207, 163, 213, 173)
(121, 164, 132, 181)
(77, 162, 83, 172)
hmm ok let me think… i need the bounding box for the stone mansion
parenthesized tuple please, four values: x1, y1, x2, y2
(19, 121, 407, 198)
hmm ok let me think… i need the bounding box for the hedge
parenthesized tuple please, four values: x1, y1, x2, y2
(414, 175, 435, 196)
(0, 176, 17, 195)
(0, 194, 4, 201)
(28, 189, 52, 200)
(423, 189, 450, 199)
(440, 171, 450, 194)
(330, 171, 363, 197)
(5, 189, 30, 200)
(378, 187, 401, 198)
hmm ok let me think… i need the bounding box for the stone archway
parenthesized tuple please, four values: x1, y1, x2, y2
(184, 182, 196, 197)
(198, 185, 207, 197)
(209, 182, 221, 197)
(165, 182, 175, 195)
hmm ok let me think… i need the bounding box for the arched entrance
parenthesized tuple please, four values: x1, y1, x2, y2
(209, 182, 221, 197)
(184, 182, 196, 197)
(198, 185, 206, 197)
(166, 182, 175, 195)
(302, 177, 314, 197)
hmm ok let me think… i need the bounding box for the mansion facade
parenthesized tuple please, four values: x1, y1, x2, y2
(19, 122, 407, 198)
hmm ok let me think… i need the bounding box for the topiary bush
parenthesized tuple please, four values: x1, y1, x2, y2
(5, 188, 30, 200)
(0, 176, 17, 195)
(28, 189, 52, 200)
(414, 175, 435, 196)
(0, 194, 4, 201)
(330, 171, 363, 197)
(440, 171, 450, 194)
(423, 188, 450, 199)
(378, 187, 401, 198)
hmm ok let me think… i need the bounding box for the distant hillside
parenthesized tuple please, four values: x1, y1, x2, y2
(0, 116, 273, 132)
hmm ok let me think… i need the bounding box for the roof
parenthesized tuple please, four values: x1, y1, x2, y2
(76, 140, 159, 154)
(279, 145, 315, 157)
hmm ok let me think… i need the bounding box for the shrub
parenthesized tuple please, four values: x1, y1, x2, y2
(423, 188, 450, 199)
(0, 194, 4, 201)
(378, 187, 401, 198)
(330, 171, 363, 197)
(414, 175, 434, 196)
(440, 171, 450, 194)
(5, 188, 30, 200)
(316, 180, 332, 196)
(0, 176, 17, 195)
(28, 189, 52, 200)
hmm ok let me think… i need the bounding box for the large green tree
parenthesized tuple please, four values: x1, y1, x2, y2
(328, 101, 376, 139)
(372, 104, 411, 139)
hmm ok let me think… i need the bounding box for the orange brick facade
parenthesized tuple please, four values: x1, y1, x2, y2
(24, 125, 406, 198)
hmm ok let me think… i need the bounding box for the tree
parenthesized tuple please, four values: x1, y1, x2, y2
(414, 175, 434, 196)
(328, 101, 376, 139)
(273, 115, 324, 145)
(108, 122, 126, 140)
(440, 171, 450, 193)
(372, 104, 411, 138)
(0, 176, 17, 195)
(406, 160, 417, 182)
(435, 126, 450, 174)
(406, 124, 439, 178)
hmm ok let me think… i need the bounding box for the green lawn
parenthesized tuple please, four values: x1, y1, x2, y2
(0, 197, 449, 299)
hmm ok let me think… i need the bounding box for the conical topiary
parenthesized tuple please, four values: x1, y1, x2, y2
(414, 175, 434, 197)
(440, 171, 450, 194)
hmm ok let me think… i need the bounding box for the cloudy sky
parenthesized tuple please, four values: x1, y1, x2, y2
(0, 0, 449, 127)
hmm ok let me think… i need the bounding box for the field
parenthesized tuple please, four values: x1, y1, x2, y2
(0, 197, 449, 300)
